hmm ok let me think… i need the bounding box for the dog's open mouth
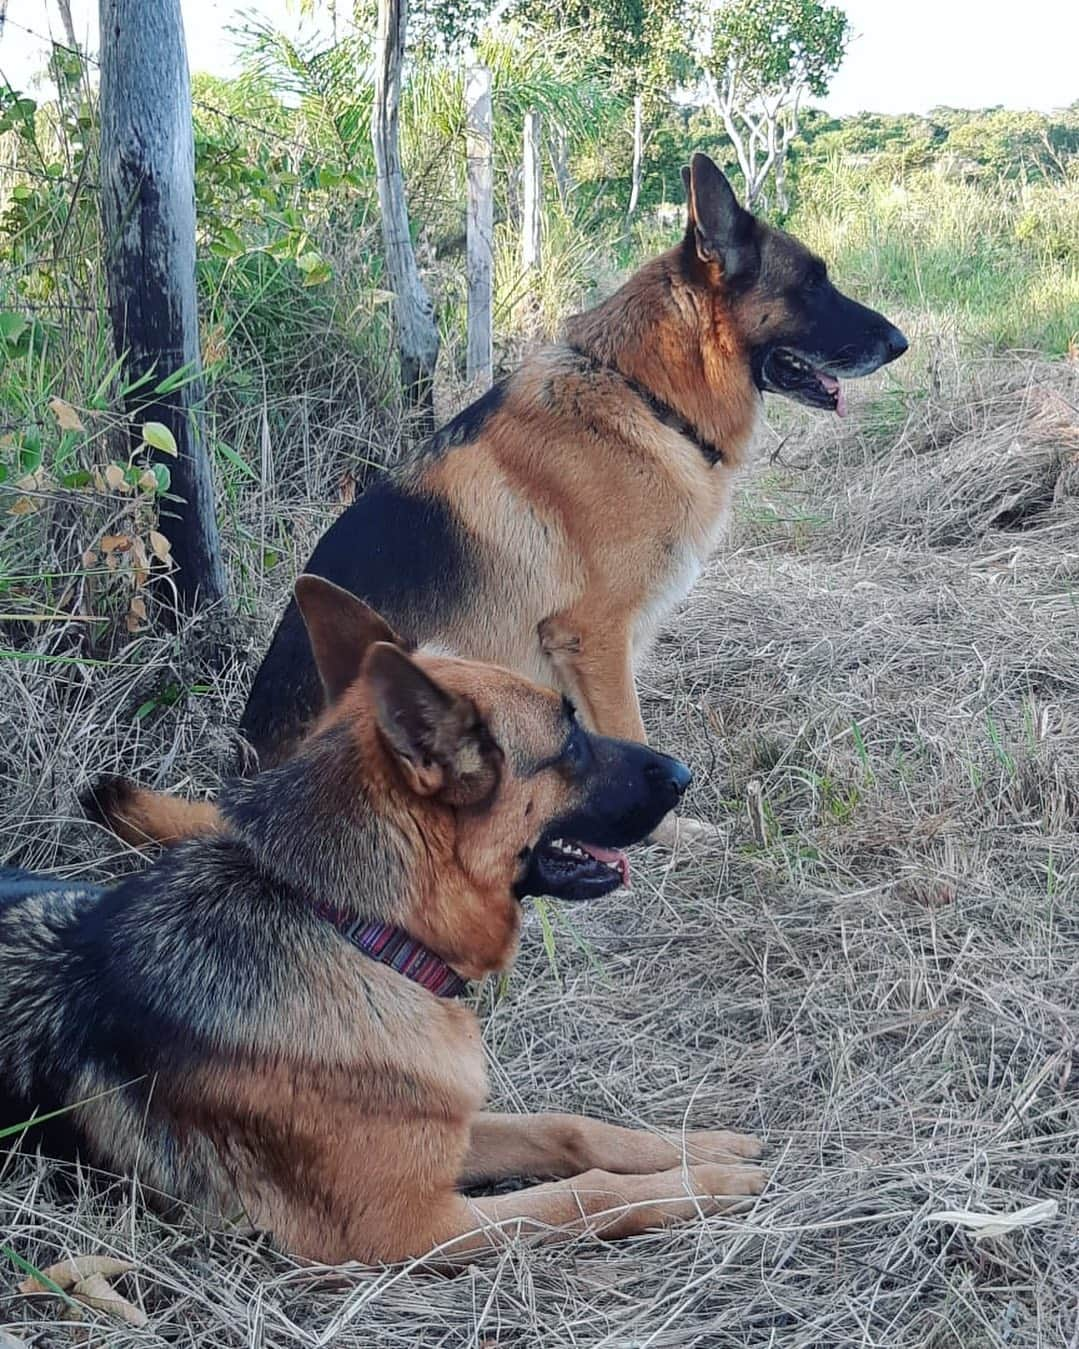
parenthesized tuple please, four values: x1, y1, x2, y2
(760, 347, 848, 417)
(515, 834, 630, 902)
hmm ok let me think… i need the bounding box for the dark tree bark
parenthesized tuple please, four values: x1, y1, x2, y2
(372, 0, 439, 428)
(99, 0, 226, 610)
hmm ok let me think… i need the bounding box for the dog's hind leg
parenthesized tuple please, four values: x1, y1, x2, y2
(461, 1112, 763, 1185)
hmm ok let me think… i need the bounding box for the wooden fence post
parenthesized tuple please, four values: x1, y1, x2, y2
(99, 0, 226, 610)
(522, 108, 542, 272)
(465, 65, 493, 392)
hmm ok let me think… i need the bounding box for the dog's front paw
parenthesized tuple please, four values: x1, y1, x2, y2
(687, 1161, 769, 1209)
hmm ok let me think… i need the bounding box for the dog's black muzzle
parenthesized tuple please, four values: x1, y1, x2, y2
(753, 284, 908, 413)
(514, 739, 692, 903)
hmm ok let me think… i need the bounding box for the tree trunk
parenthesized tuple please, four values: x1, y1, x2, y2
(371, 0, 439, 427)
(627, 92, 643, 216)
(774, 149, 790, 213)
(55, 0, 77, 48)
(465, 65, 493, 392)
(99, 0, 226, 611)
(522, 108, 542, 272)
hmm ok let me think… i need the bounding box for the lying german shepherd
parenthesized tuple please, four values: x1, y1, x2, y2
(1, 577, 766, 1264)
(238, 153, 907, 792)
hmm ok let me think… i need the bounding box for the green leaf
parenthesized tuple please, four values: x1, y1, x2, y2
(532, 898, 560, 977)
(301, 261, 333, 287)
(0, 312, 28, 344)
(151, 463, 171, 494)
(142, 421, 178, 456)
(18, 440, 42, 475)
(214, 439, 258, 481)
(153, 362, 201, 396)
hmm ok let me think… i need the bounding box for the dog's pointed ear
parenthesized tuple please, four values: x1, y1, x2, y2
(684, 152, 755, 282)
(294, 574, 405, 704)
(364, 644, 502, 805)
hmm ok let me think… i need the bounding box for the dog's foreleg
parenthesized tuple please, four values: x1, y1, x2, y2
(538, 614, 646, 741)
(430, 1161, 766, 1259)
(538, 613, 719, 847)
(460, 1112, 763, 1185)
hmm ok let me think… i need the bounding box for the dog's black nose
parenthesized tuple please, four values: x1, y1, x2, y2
(883, 324, 908, 363)
(646, 756, 692, 807)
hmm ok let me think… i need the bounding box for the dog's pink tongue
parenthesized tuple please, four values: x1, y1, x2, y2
(817, 372, 847, 418)
(580, 842, 630, 887)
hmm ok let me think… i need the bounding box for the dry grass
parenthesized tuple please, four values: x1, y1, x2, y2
(2, 349, 1078, 1347)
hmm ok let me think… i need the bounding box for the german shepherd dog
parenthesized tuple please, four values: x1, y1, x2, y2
(89, 153, 906, 849)
(1, 577, 766, 1264)
(239, 156, 906, 769)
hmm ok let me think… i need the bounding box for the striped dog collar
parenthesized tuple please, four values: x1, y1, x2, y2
(312, 901, 469, 999)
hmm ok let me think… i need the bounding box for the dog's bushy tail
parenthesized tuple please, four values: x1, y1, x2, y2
(81, 776, 223, 848)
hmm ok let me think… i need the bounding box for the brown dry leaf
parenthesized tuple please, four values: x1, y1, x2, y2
(7, 496, 37, 516)
(17, 1255, 135, 1294)
(49, 396, 84, 433)
(131, 537, 149, 571)
(81, 548, 97, 568)
(149, 529, 172, 561)
(103, 464, 127, 492)
(138, 469, 158, 492)
(105, 550, 120, 571)
(202, 322, 227, 365)
(71, 1272, 148, 1327)
(338, 472, 357, 506)
(100, 534, 130, 554)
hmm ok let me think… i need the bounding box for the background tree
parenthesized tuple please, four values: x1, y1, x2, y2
(706, 0, 848, 211)
(99, 0, 227, 610)
(515, 0, 693, 216)
(372, 0, 441, 426)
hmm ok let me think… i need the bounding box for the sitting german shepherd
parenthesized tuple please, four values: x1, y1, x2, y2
(1, 577, 765, 1264)
(89, 155, 907, 851)
(237, 154, 907, 803)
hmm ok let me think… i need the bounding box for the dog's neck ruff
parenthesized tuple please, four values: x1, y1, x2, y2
(569, 345, 725, 468)
(312, 900, 469, 998)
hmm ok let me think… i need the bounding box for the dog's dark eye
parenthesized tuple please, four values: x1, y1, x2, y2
(561, 723, 589, 773)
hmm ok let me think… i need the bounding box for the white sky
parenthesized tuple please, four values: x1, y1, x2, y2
(3, 0, 1077, 116)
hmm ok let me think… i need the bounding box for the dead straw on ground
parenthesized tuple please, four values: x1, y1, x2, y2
(1, 349, 1077, 1347)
